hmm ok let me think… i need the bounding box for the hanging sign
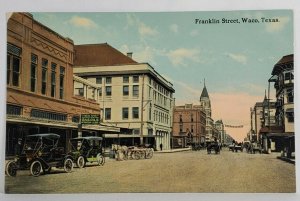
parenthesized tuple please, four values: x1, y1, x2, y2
(81, 114, 100, 125)
(224, 124, 244, 128)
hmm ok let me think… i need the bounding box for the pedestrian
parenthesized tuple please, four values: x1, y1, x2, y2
(160, 143, 163, 151)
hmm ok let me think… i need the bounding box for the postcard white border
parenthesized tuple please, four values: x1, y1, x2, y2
(0, 0, 299, 201)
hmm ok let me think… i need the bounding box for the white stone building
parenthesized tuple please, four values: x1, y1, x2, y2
(73, 43, 175, 150)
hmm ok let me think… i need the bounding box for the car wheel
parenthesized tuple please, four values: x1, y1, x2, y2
(96, 153, 105, 166)
(64, 158, 74, 173)
(30, 160, 42, 177)
(6, 161, 17, 177)
(77, 156, 85, 168)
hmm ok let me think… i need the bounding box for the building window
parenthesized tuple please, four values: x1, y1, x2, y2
(133, 85, 139, 97)
(180, 115, 183, 122)
(75, 88, 84, 96)
(123, 76, 129, 83)
(31, 109, 67, 121)
(132, 107, 139, 119)
(123, 85, 129, 96)
(133, 75, 139, 83)
(105, 108, 111, 120)
(7, 43, 22, 87)
(30, 54, 37, 92)
(106, 77, 112, 84)
(99, 87, 102, 97)
(59, 66, 65, 99)
(191, 114, 194, 122)
(133, 129, 140, 135)
(7, 104, 22, 116)
(105, 86, 112, 96)
(286, 112, 294, 123)
(191, 125, 194, 133)
(96, 77, 102, 84)
(287, 88, 294, 103)
(122, 107, 129, 119)
(284, 71, 294, 82)
(51, 63, 56, 97)
(180, 125, 183, 133)
(41, 59, 48, 95)
(72, 116, 80, 123)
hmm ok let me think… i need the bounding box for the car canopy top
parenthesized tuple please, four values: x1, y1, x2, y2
(26, 133, 60, 139)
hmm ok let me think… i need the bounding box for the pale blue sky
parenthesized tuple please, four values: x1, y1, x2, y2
(32, 11, 293, 140)
(33, 11, 293, 95)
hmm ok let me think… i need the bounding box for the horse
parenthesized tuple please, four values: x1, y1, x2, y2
(111, 144, 128, 161)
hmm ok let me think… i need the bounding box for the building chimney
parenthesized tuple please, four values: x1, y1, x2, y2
(127, 52, 133, 58)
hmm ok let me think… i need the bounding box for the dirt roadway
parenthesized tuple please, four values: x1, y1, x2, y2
(5, 150, 296, 193)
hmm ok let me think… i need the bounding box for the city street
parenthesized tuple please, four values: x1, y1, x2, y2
(5, 149, 295, 193)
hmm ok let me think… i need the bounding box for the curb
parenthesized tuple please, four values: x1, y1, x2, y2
(156, 148, 191, 153)
(277, 156, 295, 164)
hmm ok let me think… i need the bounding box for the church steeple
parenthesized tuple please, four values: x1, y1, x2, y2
(200, 78, 209, 100)
(263, 89, 268, 107)
(200, 79, 211, 117)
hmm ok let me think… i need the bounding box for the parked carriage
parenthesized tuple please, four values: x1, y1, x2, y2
(5, 133, 74, 177)
(207, 142, 221, 154)
(69, 136, 105, 168)
(246, 142, 262, 154)
(112, 144, 154, 160)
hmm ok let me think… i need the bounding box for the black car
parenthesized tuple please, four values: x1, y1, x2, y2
(5, 133, 74, 177)
(68, 136, 105, 168)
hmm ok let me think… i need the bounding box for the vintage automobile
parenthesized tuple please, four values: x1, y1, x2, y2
(69, 136, 105, 168)
(5, 133, 74, 177)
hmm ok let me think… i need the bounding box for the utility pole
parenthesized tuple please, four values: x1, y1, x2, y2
(140, 74, 145, 145)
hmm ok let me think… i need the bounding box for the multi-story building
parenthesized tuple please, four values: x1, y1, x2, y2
(250, 94, 277, 150)
(199, 82, 215, 142)
(6, 13, 118, 156)
(264, 54, 294, 156)
(214, 120, 225, 144)
(250, 102, 263, 142)
(172, 104, 206, 148)
(73, 44, 175, 150)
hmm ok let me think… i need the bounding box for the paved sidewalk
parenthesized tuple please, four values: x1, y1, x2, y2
(155, 147, 191, 153)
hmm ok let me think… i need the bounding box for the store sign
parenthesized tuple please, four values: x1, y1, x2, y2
(81, 114, 100, 125)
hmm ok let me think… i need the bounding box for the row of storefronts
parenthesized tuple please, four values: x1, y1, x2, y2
(6, 12, 174, 156)
(248, 54, 294, 158)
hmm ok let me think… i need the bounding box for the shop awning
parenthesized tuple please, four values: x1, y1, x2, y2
(265, 133, 294, 138)
(7, 115, 120, 133)
(285, 108, 294, 113)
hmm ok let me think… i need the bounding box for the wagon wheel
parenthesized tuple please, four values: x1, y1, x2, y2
(77, 156, 85, 168)
(146, 149, 154, 159)
(97, 153, 105, 166)
(30, 160, 42, 177)
(5, 161, 17, 177)
(63, 158, 74, 173)
(133, 151, 141, 160)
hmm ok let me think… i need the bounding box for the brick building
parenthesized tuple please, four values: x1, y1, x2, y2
(172, 104, 206, 148)
(6, 13, 118, 156)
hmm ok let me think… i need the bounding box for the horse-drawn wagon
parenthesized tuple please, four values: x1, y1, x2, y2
(111, 144, 154, 161)
(207, 141, 221, 154)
